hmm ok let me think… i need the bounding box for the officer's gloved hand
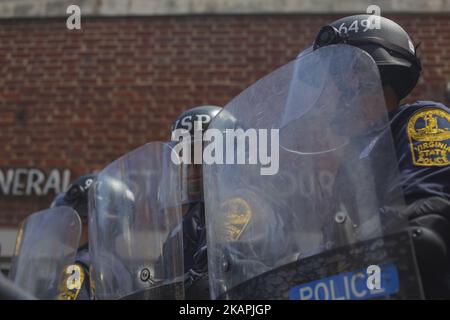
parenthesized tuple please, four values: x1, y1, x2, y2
(398, 197, 450, 220)
(184, 249, 210, 300)
(383, 197, 450, 262)
(380, 197, 450, 220)
(382, 197, 450, 299)
(184, 244, 207, 286)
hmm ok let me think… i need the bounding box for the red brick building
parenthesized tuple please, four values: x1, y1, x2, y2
(0, 0, 450, 269)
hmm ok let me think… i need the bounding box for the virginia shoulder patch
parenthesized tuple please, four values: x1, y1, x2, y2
(407, 107, 450, 166)
(57, 263, 85, 300)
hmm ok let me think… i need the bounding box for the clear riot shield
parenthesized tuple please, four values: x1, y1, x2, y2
(89, 142, 184, 300)
(204, 44, 424, 300)
(9, 207, 81, 300)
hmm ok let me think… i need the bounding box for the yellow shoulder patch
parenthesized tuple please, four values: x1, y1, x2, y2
(220, 197, 252, 241)
(407, 108, 450, 166)
(57, 263, 85, 300)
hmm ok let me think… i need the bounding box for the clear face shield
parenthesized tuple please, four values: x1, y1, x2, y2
(89, 142, 184, 300)
(204, 45, 423, 300)
(9, 207, 81, 300)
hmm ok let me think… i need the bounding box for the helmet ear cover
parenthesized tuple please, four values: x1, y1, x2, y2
(378, 65, 421, 101)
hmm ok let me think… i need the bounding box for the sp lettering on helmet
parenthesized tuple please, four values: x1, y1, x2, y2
(173, 114, 212, 134)
(171, 105, 222, 142)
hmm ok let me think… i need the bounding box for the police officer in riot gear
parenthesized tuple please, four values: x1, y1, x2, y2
(7, 206, 81, 300)
(313, 14, 450, 298)
(169, 105, 222, 299)
(52, 173, 97, 300)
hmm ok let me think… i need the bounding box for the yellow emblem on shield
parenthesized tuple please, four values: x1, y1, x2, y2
(407, 108, 450, 166)
(221, 197, 252, 241)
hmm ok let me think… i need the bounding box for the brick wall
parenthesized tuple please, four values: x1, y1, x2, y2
(1, 14, 449, 226)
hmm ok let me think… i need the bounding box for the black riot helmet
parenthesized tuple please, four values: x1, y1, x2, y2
(313, 15, 422, 100)
(91, 175, 136, 236)
(52, 173, 97, 219)
(170, 105, 222, 143)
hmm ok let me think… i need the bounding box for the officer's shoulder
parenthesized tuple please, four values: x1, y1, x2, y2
(399, 100, 450, 128)
(400, 100, 450, 115)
